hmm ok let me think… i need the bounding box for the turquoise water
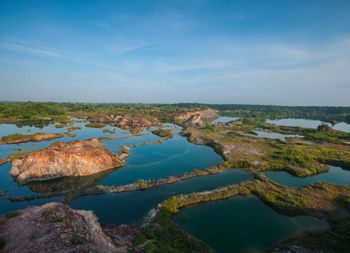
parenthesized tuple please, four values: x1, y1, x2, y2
(212, 116, 240, 125)
(0, 121, 223, 216)
(243, 131, 303, 141)
(266, 118, 350, 132)
(0, 120, 345, 252)
(265, 165, 350, 187)
(70, 169, 253, 225)
(174, 196, 328, 253)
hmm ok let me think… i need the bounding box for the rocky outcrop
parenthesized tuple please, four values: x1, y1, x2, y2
(175, 109, 219, 127)
(88, 113, 161, 130)
(0, 133, 64, 144)
(0, 202, 139, 253)
(9, 139, 124, 184)
(317, 124, 332, 132)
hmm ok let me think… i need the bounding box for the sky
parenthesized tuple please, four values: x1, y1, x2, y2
(0, 0, 350, 105)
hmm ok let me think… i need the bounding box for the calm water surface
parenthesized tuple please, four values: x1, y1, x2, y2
(265, 165, 350, 187)
(212, 116, 240, 125)
(70, 169, 253, 225)
(266, 118, 350, 132)
(174, 196, 328, 253)
(243, 131, 303, 141)
(0, 121, 224, 216)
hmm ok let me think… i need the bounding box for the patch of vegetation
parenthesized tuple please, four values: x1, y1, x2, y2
(272, 213, 350, 253)
(30, 231, 40, 240)
(69, 233, 84, 246)
(50, 215, 65, 222)
(132, 209, 214, 252)
(202, 123, 217, 133)
(249, 182, 307, 216)
(265, 146, 328, 177)
(151, 129, 173, 138)
(161, 196, 185, 213)
(85, 122, 106, 128)
(53, 124, 66, 128)
(204, 139, 226, 160)
(5, 211, 18, 219)
(65, 132, 77, 137)
(229, 160, 254, 168)
(1, 133, 25, 142)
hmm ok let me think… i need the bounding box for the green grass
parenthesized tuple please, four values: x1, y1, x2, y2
(132, 209, 214, 252)
(151, 129, 173, 138)
(85, 122, 106, 128)
(50, 215, 65, 222)
(5, 211, 19, 218)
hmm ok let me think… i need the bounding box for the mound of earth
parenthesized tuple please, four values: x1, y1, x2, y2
(9, 138, 124, 184)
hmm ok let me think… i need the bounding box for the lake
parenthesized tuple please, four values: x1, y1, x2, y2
(265, 165, 350, 187)
(212, 116, 240, 125)
(266, 118, 350, 132)
(174, 195, 328, 253)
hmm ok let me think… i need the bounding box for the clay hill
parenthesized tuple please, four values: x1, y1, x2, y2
(9, 139, 124, 184)
(88, 113, 161, 129)
(175, 108, 219, 127)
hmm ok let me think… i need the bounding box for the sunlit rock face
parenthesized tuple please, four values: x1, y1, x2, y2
(175, 109, 219, 127)
(89, 113, 161, 129)
(9, 138, 124, 184)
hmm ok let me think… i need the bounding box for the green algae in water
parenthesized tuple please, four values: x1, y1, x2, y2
(174, 196, 328, 253)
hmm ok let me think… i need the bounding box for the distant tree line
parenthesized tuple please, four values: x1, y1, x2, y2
(0, 102, 349, 123)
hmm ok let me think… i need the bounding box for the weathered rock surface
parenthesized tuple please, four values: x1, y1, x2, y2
(0, 133, 63, 144)
(9, 139, 124, 184)
(175, 109, 219, 127)
(89, 113, 161, 129)
(0, 202, 138, 253)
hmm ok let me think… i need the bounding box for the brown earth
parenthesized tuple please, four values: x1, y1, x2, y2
(175, 108, 219, 127)
(9, 138, 124, 184)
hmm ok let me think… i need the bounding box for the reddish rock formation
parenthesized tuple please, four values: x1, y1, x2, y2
(88, 113, 161, 129)
(9, 139, 124, 184)
(0, 202, 139, 253)
(175, 109, 219, 127)
(0, 133, 64, 145)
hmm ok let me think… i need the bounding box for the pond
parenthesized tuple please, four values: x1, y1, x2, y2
(242, 131, 303, 141)
(266, 118, 350, 132)
(174, 196, 328, 253)
(264, 165, 350, 188)
(211, 116, 240, 125)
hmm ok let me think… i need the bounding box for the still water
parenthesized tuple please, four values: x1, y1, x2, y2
(266, 118, 350, 132)
(174, 196, 328, 253)
(212, 116, 240, 125)
(265, 165, 350, 188)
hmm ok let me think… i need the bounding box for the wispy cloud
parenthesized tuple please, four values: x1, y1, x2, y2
(0, 42, 72, 59)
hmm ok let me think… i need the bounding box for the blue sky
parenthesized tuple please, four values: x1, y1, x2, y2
(0, 0, 350, 105)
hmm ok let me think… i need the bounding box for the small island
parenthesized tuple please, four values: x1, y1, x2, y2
(9, 138, 125, 184)
(151, 128, 174, 138)
(0, 132, 64, 145)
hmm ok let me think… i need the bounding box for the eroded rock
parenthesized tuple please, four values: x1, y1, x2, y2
(9, 139, 124, 184)
(0, 202, 137, 253)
